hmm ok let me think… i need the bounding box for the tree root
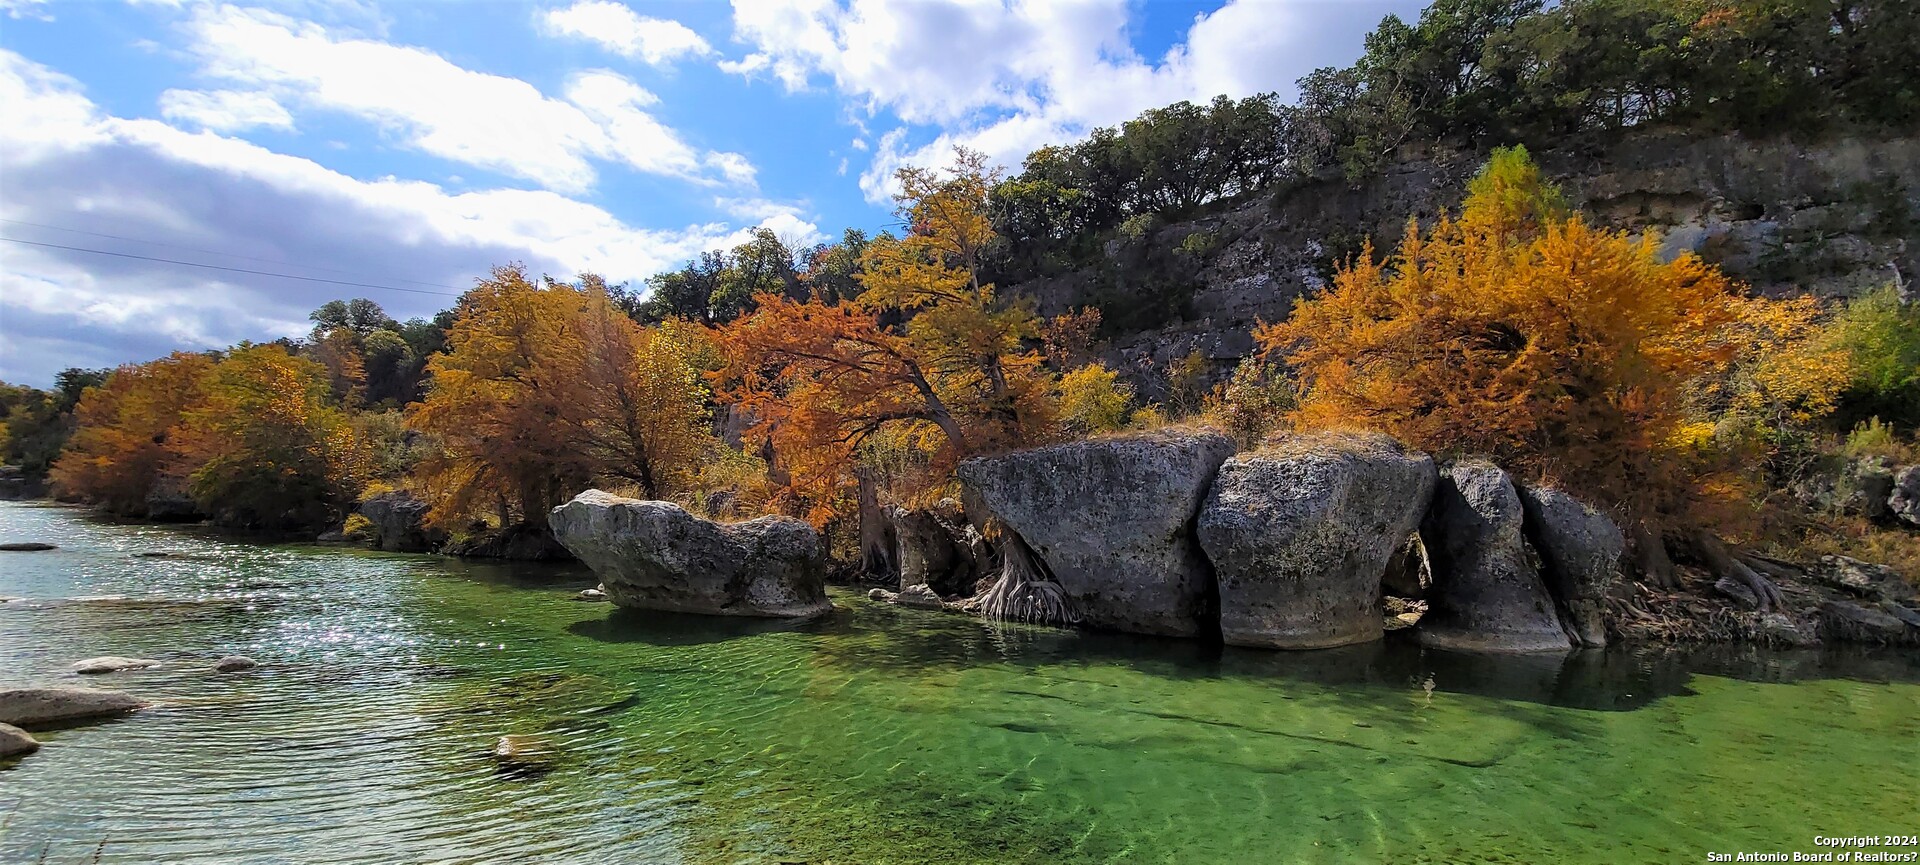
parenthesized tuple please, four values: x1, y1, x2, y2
(1692, 530, 1786, 612)
(976, 527, 1077, 626)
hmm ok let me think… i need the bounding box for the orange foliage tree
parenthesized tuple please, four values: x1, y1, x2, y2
(1257, 146, 1775, 519)
(174, 344, 370, 530)
(50, 352, 215, 515)
(407, 265, 715, 527)
(713, 152, 1059, 524)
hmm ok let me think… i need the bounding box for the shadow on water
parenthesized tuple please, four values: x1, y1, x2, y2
(804, 594, 1920, 712)
(567, 606, 831, 646)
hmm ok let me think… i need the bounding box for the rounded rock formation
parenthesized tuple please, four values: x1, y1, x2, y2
(71, 656, 163, 675)
(956, 432, 1236, 637)
(1417, 461, 1572, 653)
(1516, 484, 1625, 648)
(1197, 433, 1436, 649)
(0, 722, 39, 757)
(549, 490, 831, 618)
(0, 687, 147, 728)
(213, 655, 258, 672)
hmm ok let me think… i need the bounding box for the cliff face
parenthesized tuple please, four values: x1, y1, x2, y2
(1009, 131, 1919, 396)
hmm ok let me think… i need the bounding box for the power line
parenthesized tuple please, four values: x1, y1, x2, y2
(0, 237, 464, 298)
(0, 218, 466, 291)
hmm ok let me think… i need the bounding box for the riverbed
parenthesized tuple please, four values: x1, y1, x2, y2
(2, 501, 1916, 863)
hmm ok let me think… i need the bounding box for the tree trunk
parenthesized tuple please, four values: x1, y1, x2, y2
(856, 470, 896, 582)
(1629, 521, 1677, 590)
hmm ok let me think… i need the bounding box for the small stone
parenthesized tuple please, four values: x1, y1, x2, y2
(866, 588, 891, 601)
(0, 722, 39, 757)
(213, 655, 258, 672)
(71, 656, 163, 675)
(493, 734, 556, 770)
(888, 583, 948, 610)
(575, 588, 608, 601)
(0, 542, 56, 551)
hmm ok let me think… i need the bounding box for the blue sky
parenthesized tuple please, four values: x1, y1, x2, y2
(0, 0, 1424, 386)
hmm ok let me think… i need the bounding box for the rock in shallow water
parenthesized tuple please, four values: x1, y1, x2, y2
(1197, 433, 1435, 649)
(0, 722, 39, 757)
(213, 655, 258, 672)
(0, 687, 147, 728)
(71, 656, 163, 674)
(1418, 461, 1572, 654)
(957, 432, 1236, 637)
(0, 542, 56, 551)
(549, 490, 831, 618)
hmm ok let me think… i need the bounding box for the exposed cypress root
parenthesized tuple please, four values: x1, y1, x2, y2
(1692, 530, 1786, 611)
(976, 527, 1077, 626)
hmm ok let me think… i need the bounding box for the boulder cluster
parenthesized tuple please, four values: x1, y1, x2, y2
(547, 430, 1918, 652)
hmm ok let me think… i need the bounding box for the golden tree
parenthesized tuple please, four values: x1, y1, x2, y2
(175, 344, 370, 530)
(50, 352, 214, 515)
(1259, 147, 1748, 513)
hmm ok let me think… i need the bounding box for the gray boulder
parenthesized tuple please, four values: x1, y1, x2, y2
(887, 584, 949, 610)
(71, 656, 162, 675)
(1516, 484, 1625, 647)
(887, 500, 980, 597)
(357, 490, 445, 553)
(549, 490, 831, 618)
(956, 432, 1236, 637)
(1818, 600, 1914, 645)
(1890, 465, 1920, 528)
(0, 687, 146, 729)
(1196, 433, 1436, 649)
(0, 722, 38, 757)
(1417, 461, 1572, 653)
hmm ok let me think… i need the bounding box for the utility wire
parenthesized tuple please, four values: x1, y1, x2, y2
(0, 237, 464, 298)
(0, 218, 466, 291)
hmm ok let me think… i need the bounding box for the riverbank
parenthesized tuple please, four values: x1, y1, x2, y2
(4, 500, 1920, 863)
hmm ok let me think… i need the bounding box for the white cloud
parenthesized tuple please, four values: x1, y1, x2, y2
(1, 0, 51, 21)
(0, 48, 815, 385)
(159, 88, 294, 132)
(540, 0, 713, 66)
(183, 4, 751, 192)
(726, 0, 1421, 202)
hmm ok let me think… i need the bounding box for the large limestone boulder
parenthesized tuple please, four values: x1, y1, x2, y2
(1517, 484, 1625, 648)
(1418, 461, 1572, 653)
(956, 432, 1236, 637)
(0, 687, 147, 729)
(1196, 433, 1436, 649)
(886, 500, 981, 597)
(1890, 465, 1920, 528)
(549, 491, 831, 618)
(356, 490, 445, 553)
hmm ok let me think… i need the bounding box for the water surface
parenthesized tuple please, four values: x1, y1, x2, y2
(2, 501, 1916, 863)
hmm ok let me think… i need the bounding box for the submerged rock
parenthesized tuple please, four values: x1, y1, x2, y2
(0, 687, 147, 728)
(1516, 484, 1625, 648)
(1196, 433, 1435, 649)
(0, 542, 56, 551)
(0, 722, 39, 757)
(71, 656, 163, 675)
(1417, 461, 1572, 653)
(956, 431, 1236, 637)
(493, 734, 556, 772)
(213, 655, 258, 672)
(356, 490, 445, 553)
(549, 490, 831, 618)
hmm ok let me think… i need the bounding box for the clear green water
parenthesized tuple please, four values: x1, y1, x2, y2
(2, 501, 1917, 864)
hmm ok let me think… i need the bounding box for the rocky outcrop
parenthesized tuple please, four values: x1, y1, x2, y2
(71, 656, 162, 674)
(1196, 433, 1435, 649)
(357, 490, 445, 553)
(549, 490, 831, 618)
(1818, 600, 1915, 645)
(0, 722, 38, 757)
(0, 687, 146, 728)
(887, 500, 983, 597)
(1517, 484, 1625, 648)
(957, 432, 1236, 637)
(1417, 461, 1572, 653)
(444, 524, 572, 561)
(1890, 465, 1920, 528)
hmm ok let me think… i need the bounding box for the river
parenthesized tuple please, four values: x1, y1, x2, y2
(2, 501, 1916, 863)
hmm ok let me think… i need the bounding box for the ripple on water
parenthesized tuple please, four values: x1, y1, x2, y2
(2, 501, 1918, 864)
